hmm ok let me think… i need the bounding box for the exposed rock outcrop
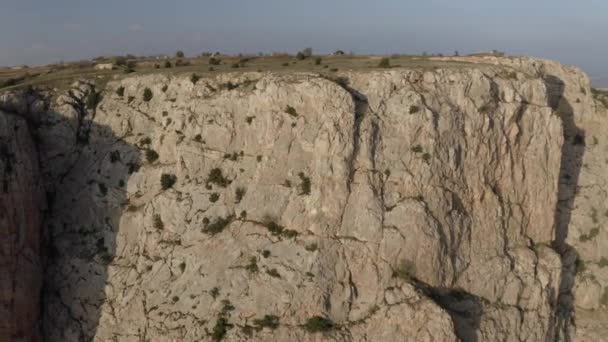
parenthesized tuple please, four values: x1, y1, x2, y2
(1, 56, 606, 341)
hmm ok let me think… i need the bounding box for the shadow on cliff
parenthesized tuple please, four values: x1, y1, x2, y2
(544, 75, 585, 341)
(16, 85, 140, 341)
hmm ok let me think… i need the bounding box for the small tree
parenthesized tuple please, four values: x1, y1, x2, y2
(176, 50, 185, 58)
(296, 52, 306, 60)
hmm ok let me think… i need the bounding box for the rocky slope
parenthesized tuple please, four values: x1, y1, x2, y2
(1, 56, 607, 341)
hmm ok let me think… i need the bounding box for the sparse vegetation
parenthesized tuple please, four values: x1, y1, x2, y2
(409, 105, 420, 114)
(153, 214, 164, 230)
(143, 87, 153, 102)
(145, 149, 159, 163)
(210, 287, 220, 299)
(266, 269, 281, 278)
(235, 187, 246, 203)
(207, 168, 230, 187)
(160, 173, 177, 190)
(285, 105, 298, 117)
(245, 256, 259, 273)
(253, 315, 280, 330)
(304, 316, 334, 333)
(209, 57, 221, 65)
(305, 243, 318, 252)
(204, 215, 234, 235)
(298, 172, 311, 195)
(411, 145, 423, 153)
(209, 192, 220, 203)
(262, 250, 271, 258)
(245, 116, 255, 124)
(116, 86, 125, 97)
(598, 257, 608, 268)
(314, 57, 322, 65)
(212, 317, 231, 341)
(579, 227, 600, 242)
(392, 259, 416, 281)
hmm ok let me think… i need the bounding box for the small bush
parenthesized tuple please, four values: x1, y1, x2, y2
(145, 149, 159, 163)
(209, 57, 221, 65)
(176, 50, 185, 58)
(598, 257, 608, 268)
(209, 192, 220, 203)
(305, 243, 318, 252)
(421, 153, 432, 163)
(266, 269, 281, 278)
(411, 145, 423, 153)
(282, 62, 289, 67)
(378, 57, 391, 68)
(579, 228, 600, 242)
(253, 315, 280, 329)
(235, 187, 246, 203)
(296, 52, 306, 60)
(262, 250, 271, 258)
(153, 214, 164, 229)
(298, 172, 311, 195)
(245, 256, 259, 273)
(314, 57, 322, 65)
(330, 68, 338, 72)
(393, 259, 416, 280)
(143, 88, 153, 102)
(190, 73, 200, 84)
(140, 137, 152, 145)
(409, 105, 420, 114)
(160, 173, 177, 190)
(304, 316, 334, 333)
(116, 86, 125, 97)
(204, 215, 234, 235)
(262, 216, 284, 236)
(210, 287, 220, 299)
(207, 168, 230, 187)
(164, 60, 172, 68)
(245, 116, 255, 124)
(285, 105, 298, 117)
(212, 317, 231, 341)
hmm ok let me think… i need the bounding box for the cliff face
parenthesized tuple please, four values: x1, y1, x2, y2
(1, 56, 607, 341)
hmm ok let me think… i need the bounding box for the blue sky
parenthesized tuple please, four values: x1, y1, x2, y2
(1, 0, 607, 79)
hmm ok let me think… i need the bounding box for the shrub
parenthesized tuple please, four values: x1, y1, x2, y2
(209, 192, 220, 203)
(245, 256, 259, 273)
(314, 57, 322, 65)
(143, 87, 153, 102)
(298, 172, 311, 195)
(262, 216, 284, 236)
(153, 214, 164, 229)
(296, 52, 306, 60)
(212, 317, 231, 341)
(207, 168, 230, 187)
(282, 62, 289, 67)
(145, 149, 159, 163)
(304, 316, 334, 332)
(190, 73, 200, 84)
(194, 134, 202, 142)
(599, 257, 608, 268)
(210, 287, 220, 299)
(266, 269, 281, 278)
(262, 250, 271, 258)
(164, 60, 172, 68)
(127, 95, 135, 103)
(378, 57, 391, 68)
(116, 86, 125, 97)
(176, 50, 185, 58)
(204, 215, 234, 235)
(393, 259, 416, 280)
(409, 105, 420, 114)
(305, 243, 318, 252)
(235, 187, 246, 203)
(245, 116, 255, 124)
(160, 173, 177, 190)
(253, 315, 280, 329)
(411, 145, 423, 153)
(285, 105, 298, 117)
(422, 153, 432, 162)
(330, 68, 338, 72)
(209, 57, 221, 65)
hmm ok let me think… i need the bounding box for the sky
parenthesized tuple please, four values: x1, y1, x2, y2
(1, 0, 607, 82)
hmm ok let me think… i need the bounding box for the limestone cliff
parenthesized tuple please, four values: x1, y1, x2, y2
(1, 56, 607, 341)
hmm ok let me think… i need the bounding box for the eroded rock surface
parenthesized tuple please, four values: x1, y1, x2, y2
(1, 56, 606, 341)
